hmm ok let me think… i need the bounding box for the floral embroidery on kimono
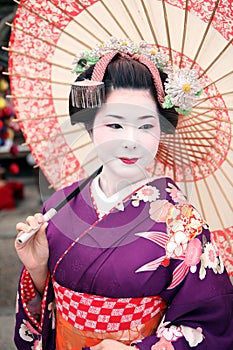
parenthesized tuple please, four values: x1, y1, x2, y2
(135, 186, 224, 285)
(165, 182, 187, 204)
(151, 317, 204, 349)
(131, 185, 160, 207)
(19, 319, 42, 348)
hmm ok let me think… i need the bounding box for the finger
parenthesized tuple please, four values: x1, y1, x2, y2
(15, 222, 48, 246)
(15, 227, 34, 248)
(34, 213, 44, 224)
(16, 222, 31, 233)
(25, 215, 41, 230)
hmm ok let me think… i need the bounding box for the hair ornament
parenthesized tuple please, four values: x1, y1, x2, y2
(71, 37, 203, 114)
(71, 79, 105, 108)
(164, 69, 204, 115)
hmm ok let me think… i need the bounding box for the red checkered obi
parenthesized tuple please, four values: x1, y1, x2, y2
(53, 279, 166, 333)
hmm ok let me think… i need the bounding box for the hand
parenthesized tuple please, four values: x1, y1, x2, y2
(15, 213, 49, 270)
(91, 340, 133, 350)
(15, 213, 49, 293)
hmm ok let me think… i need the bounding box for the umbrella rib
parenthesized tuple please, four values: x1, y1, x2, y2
(139, 0, 159, 46)
(204, 70, 233, 90)
(185, 124, 229, 157)
(170, 128, 194, 181)
(181, 129, 233, 243)
(195, 91, 233, 106)
(75, 0, 112, 36)
(13, 0, 93, 49)
(193, 105, 233, 112)
(191, 110, 233, 124)
(158, 140, 193, 165)
(118, 0, 143, 39)
(7, 94, 68, 101)
(178, 127, 216, 134)
(201, 176, 233, 253)
(199, 38, 233, 78)
(157, 153, 189, 168)
(6, 22, 75, 58)
(190, 110, 233, 127)
(159, 146, 203, 163)
(211, 172, 233, 211)
(180, 129, 209, 221)
(77, 0, 130, 39)
(163, 140, 212, 148)
(48, 0, 104, 43)
(177, 117, 217, 129)
(2, 47, 71, 71)
(180, 122, 232, 138)
(101, 0, 128, 37)
(178, 110, 232, 125)
(156, 142, 171, 177)
(161, 133, 210, 152)
(48, 155, 98, 189)
(179, 0, 189, 68)
(163, 141, 211, 152)
(12, 114, 69, 123)
(193, 180, 206, 222)
(190, 0, 220, 69)
(4, 72, 71, 87)
(190, 117, 232, 147)
(161, 0, 173, 64)
(23, 126, 86, 145)
(158, 146, 192, 164)
(183, 124, 233, 180)
(174, 136, 214, 140)
(177, 115, 231, 137)
(180, 136, 197, 198)
(78, 0, 127, 36)
(161, 139, 211, 155)
(202, 145, 233, 180)
(34, 139, 93, 168)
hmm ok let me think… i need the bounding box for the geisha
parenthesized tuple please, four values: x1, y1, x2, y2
(15, 38, 233, 350)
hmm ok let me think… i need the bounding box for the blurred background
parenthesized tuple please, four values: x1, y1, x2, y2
(0, 2, 42, 348)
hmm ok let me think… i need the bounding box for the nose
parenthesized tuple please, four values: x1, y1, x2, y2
(121, 128, 137, 150)
(122, 139, 137, 150)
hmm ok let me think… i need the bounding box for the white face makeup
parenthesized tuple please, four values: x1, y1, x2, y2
(92, 89, 161, 195)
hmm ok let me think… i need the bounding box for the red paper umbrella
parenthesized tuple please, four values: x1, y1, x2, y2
(5, 0, 233, 274)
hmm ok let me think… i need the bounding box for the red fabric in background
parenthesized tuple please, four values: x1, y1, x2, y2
(0, 181, 24, 210)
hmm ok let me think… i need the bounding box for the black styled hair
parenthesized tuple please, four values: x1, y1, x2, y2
(69, 54, 178, 134)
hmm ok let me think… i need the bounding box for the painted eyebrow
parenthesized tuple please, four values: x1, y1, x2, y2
(105, 114, 156, 120)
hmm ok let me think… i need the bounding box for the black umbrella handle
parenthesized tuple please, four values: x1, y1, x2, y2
(17, 166, 102, 244)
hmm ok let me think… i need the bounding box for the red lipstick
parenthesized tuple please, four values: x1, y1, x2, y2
(120, 158, 138, 164)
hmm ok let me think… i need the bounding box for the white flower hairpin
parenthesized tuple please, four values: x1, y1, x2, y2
(164, 69, 203, 115)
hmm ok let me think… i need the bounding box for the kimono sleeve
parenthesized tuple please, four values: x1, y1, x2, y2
(133, 228, 233, 350)
(14, 267, 56, 349)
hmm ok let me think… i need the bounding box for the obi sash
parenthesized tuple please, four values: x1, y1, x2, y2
(53, 279, 167, 349)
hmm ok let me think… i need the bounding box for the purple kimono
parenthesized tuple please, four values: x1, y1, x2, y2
(14, 176, 233, 349)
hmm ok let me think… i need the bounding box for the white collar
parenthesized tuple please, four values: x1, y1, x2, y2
(91, 174, 156, 218)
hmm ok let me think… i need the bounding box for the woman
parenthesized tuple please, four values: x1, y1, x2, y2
(15, 45, 233, 349)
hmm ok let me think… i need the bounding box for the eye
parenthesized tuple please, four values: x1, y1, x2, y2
(106, 123, 123, 129)
(139, 124, 154, 130)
